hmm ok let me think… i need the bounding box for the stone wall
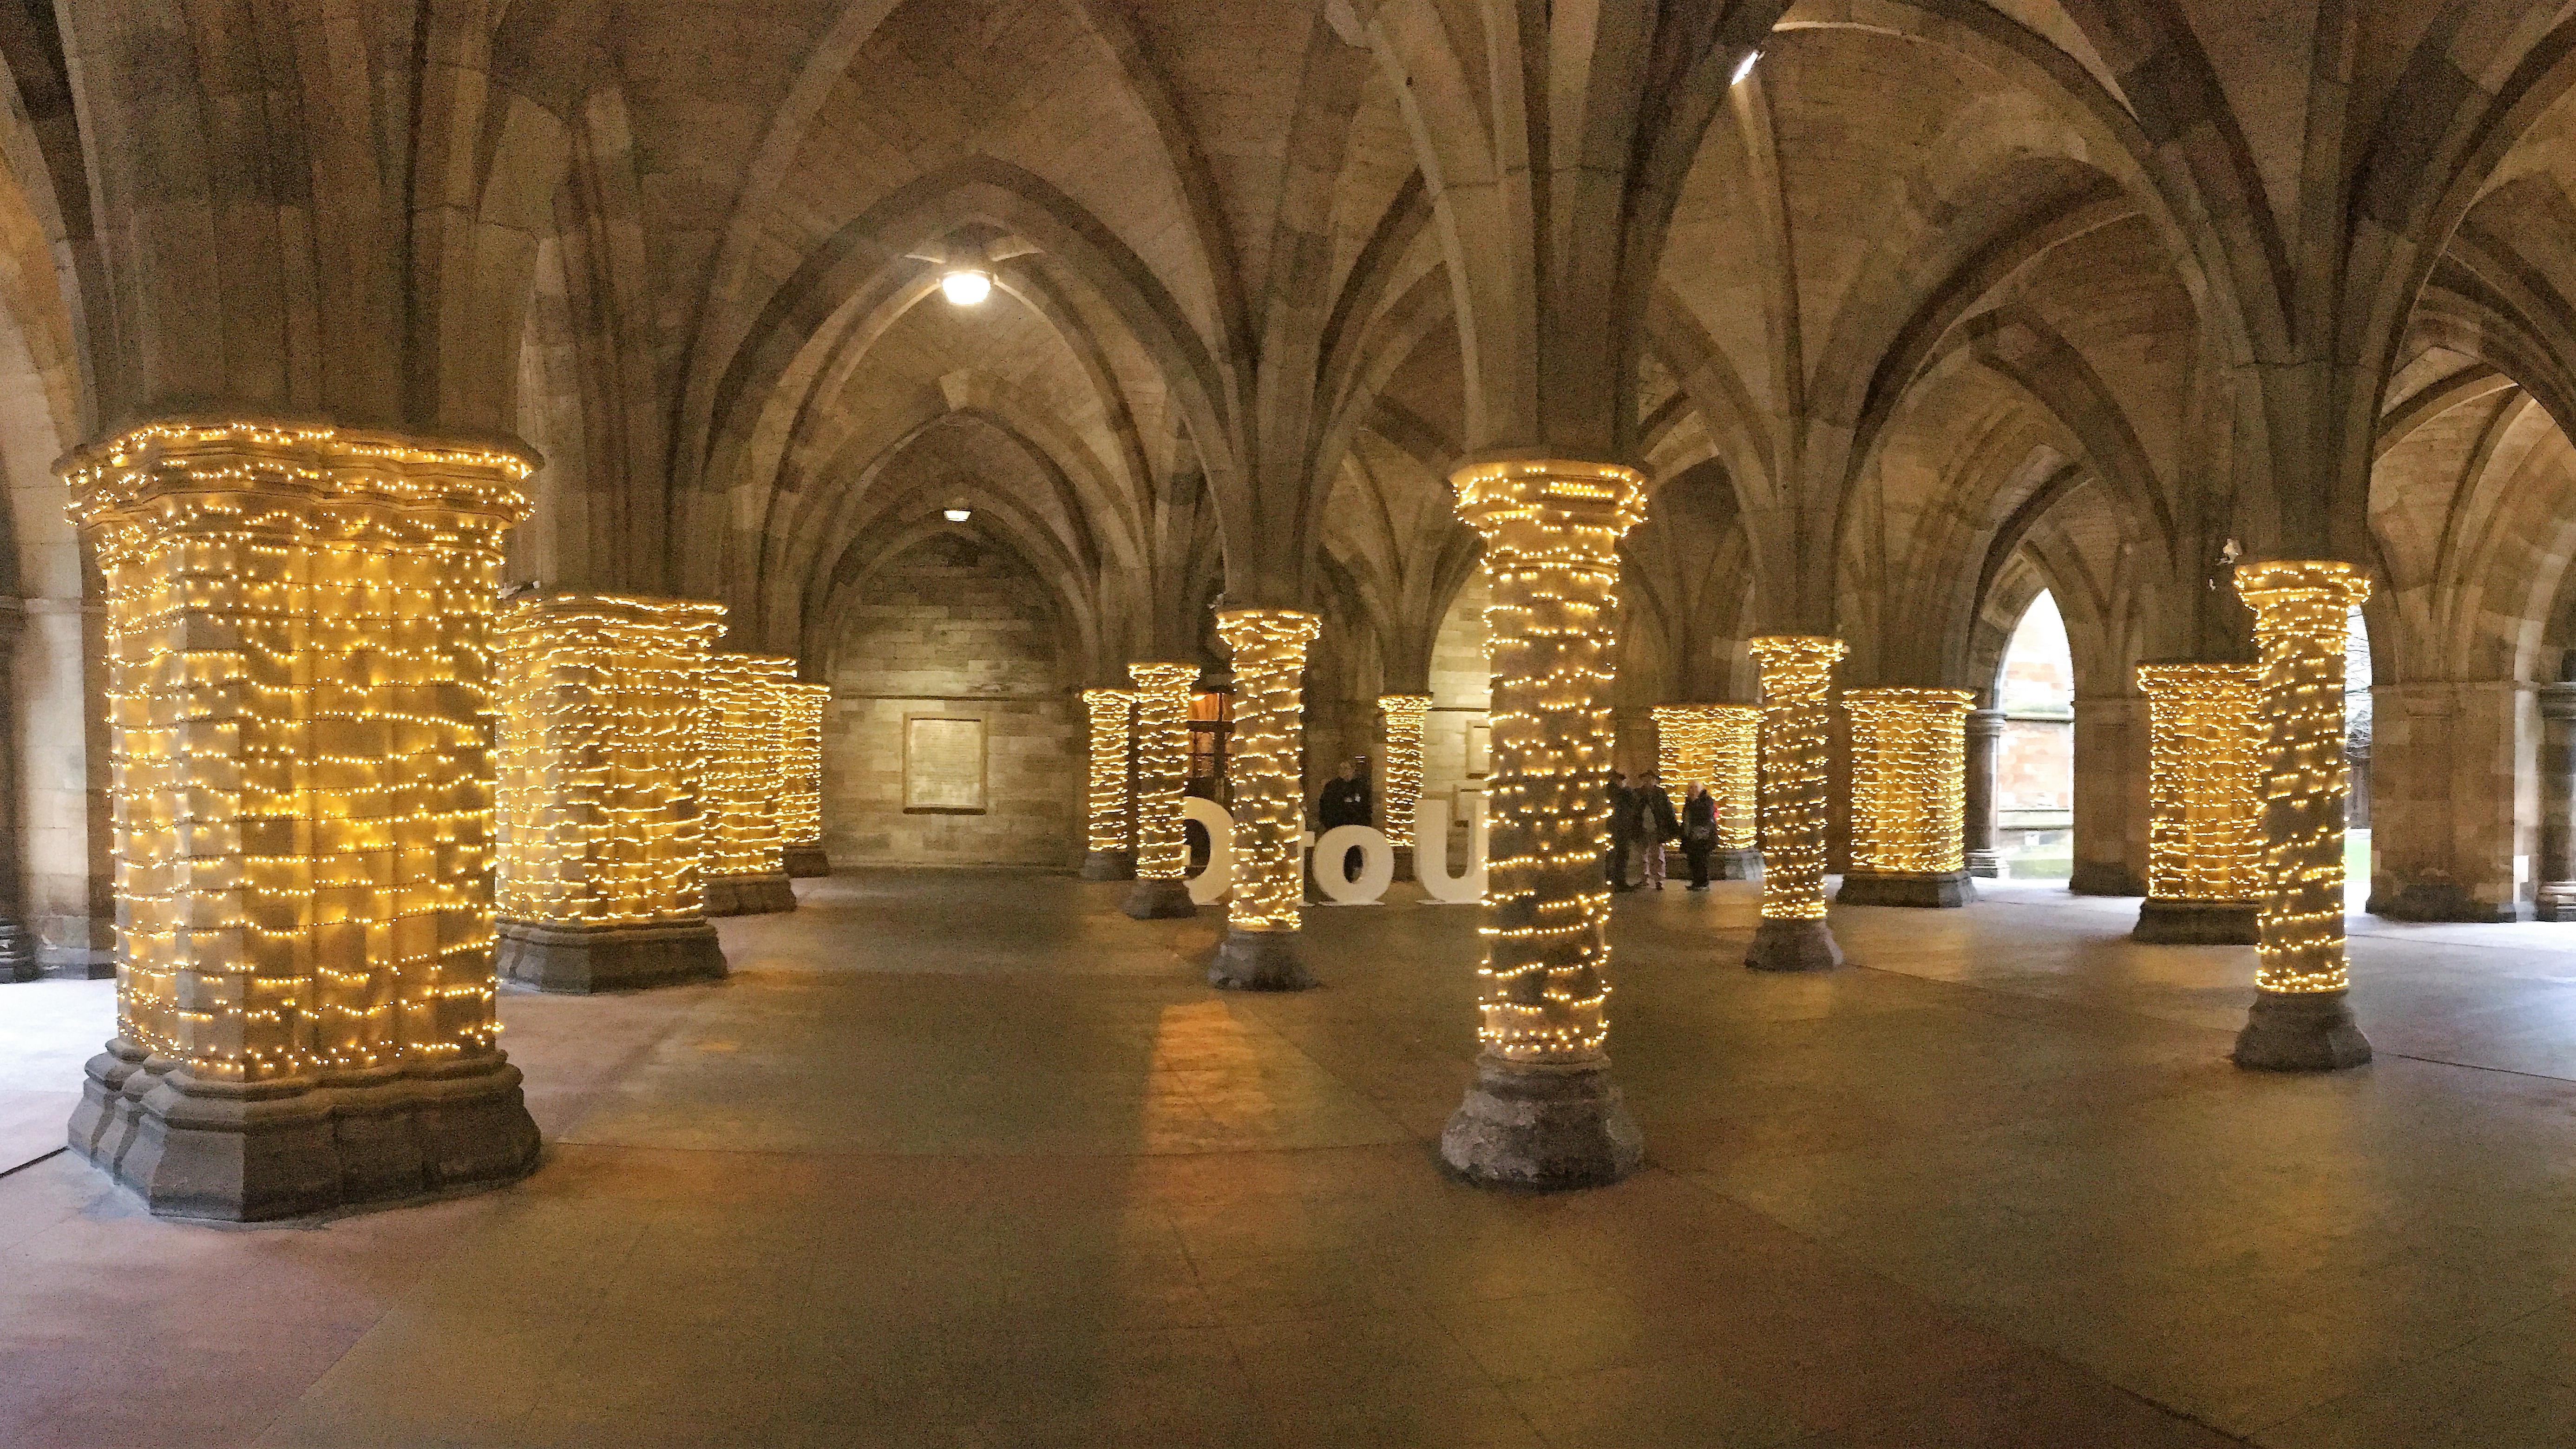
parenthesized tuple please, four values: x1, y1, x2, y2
(2369, 681, 2535, 920)
(823, 536, 1080, 869)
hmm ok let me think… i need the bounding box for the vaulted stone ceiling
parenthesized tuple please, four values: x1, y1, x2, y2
(10, 0, 2576, 707)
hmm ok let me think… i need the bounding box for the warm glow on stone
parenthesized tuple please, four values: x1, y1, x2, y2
(2139, 663, 2262, 903)
(1750, 636, 1846, 921)
(1844, 688, 1973, 876)
(1217, 610, 1321, 932)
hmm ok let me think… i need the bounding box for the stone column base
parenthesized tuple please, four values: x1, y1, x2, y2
(0, 922, 32, 983)
(1439, 1055, 1642, 1189)
(782, 845, 832, 879)
(2233, 989, 2372, 1071)
(1710, 849, 1761, 880)
(1390, 844, 1416, 883)
(2132, 898, 2259, 944)
(704, 872, 797, 917)
(1745, 916, 1843, 972)
(1080, 849, 1137, 881)
(1836, 869, 1975, 908)
(2367, 879, 2528, 922)
(1121, 877, 1197, 919)
(69, 1049, 540, 1221)
(1209, 925, 1312, 990)
(1964, 850, 2002, 879)
(497, 919, 726, 993)
(2069, 862, 2147, 896)
(2540, 884, 2576, 922)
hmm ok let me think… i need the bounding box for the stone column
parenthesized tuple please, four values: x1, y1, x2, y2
(1745, 637, 1848, 970)
(700, 652, 798, 917)
(2538, 683, 2576, 922)
(2133, 663, 2262, 944)
(61, 419, 540, 1220)
(1211, 610, 1321, 988)
(1710, 704, 1761, 879)
(1651, 704, 1707, 786)
(1838, 688, 1976, 907)
(1963, 708, 2003, 878)
(2232, 560, 2374, 1070)
(779, 682, 832, 878)
(2070, 695, 2151, 895)
(492, 592, 732, 991)
(1079, 688, 1137, 880)
(1122, 662, 1199, 919)
(2367, 681, 2530, 920)
(1438, 459, 1647, 1189)
(0, 594, 28, 981)
(1378, 693, 1432, 881)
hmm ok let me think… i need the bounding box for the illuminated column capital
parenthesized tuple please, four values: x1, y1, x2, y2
(62, 415, 540, 1220)
(1123, 661, 1200, 918)
(1838, 687, 1975, 907)
(1746, 636, 1847, 968)
(1439, 458, 1646, 1191)
(1079, 687, 1139, 880)
(493, 591, 731, 991)
(2231, 557, 2373, 1069)
(1211, 610, 1322, 989)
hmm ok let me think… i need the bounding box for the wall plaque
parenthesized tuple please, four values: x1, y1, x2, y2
(904, 715, 988, 813)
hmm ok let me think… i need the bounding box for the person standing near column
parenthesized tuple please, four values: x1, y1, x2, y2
(1682, 783, 1717, 890)
(1606, 770, 1638, 891)
(1313, 756, 1373, 888)
(1636, 771, 1678, 891)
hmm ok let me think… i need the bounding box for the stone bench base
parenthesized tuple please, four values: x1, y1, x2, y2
(1836, 869, 1976, 908)
(498, 918, 727, 993)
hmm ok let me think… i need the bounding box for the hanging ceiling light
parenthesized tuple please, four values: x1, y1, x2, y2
(1731, 48, 1760, 85)
(943, 505, 972, 523)
(939, 269, 992, 307)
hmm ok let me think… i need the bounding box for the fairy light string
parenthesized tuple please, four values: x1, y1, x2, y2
(494, 593, 727, 930)
(1453, 459, 1648, 1063)
(2237, 561, 2371, 993)
(1127, 663, 1198, 881)
(778, 681, 831, 855)
(2138, 663, 2262, 903)
(1711, 705, 1761, 852)
(1081, 688, 1137, 856)
(66, 419, 531, 1082)
(1219, 610, 1321, 931)
(1378, 694, 1433, 838)
(1844, 688, 1972, 875)
(700, 653, 795, 886)
(1750, 636, 1847, 921)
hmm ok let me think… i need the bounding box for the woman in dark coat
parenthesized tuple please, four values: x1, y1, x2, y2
(1681, 782, 1717, 890)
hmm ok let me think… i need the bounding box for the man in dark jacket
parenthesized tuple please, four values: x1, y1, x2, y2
(1606, 770, 1638, 891)
(1634, 771, 1681, 890)
(1314, 756, 1374, 888)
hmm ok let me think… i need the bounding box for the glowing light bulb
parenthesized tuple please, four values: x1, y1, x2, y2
(1731, 49, 1759, 85)
(939, 269, 992, 306)
(943, 506, 971, 523)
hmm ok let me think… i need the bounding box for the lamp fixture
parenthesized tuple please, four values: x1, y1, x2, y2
(943, 506, 972, 523)
(1731, 48, 1760, 85)
(939, 269, 992, 307)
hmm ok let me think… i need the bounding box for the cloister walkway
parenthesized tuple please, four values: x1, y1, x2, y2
(6, 872, 2576, 1447)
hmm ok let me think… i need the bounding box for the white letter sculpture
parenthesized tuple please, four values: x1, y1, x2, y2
(1180, 797, 1234, 905)
(1414, 793, 1488, 904)
(1312, 825, 1396, 903)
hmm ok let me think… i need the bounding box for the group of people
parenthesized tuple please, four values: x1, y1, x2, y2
(1307, 754, 1729, 895)
(1606, 771, 1723, 892)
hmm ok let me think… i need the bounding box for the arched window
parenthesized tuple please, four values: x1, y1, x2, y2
(1996, 592, 2076, 877)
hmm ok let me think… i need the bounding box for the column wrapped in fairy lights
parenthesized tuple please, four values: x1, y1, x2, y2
(1838, 688, 1975, 907)
(2231, 561, 2373, 1069)
(63, 418, 540, 1220)
(1079, 688, 1137, 880)
(1121, 662, 1199, 918)
(1746, 637, 1847, 968)
(1651, 704, 1717, 787)
(1438, 459, 1647, 1189)
(1711, 704, 1761, 864)
(699, 652, 798, 917)
(493, 592, 729, 991)
(779, 681, 831, 879)
(1211, 610, 1321, 988)
(1379, 693, 1433, 876)
(2134, 663, 2263, 944)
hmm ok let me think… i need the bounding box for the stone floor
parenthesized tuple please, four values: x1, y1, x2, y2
(8, 872, 2576, 1447)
